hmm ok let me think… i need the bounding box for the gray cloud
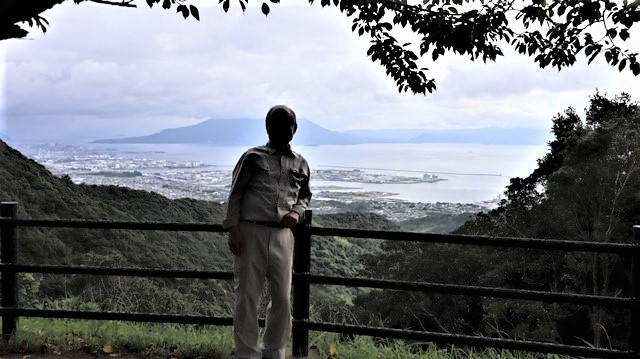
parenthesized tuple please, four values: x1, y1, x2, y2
(2, 2, 639, 141)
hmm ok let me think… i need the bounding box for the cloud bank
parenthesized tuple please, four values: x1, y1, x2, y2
(1, 2, 638, 142)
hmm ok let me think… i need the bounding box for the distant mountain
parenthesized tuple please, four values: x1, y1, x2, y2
(94, 118, 370, 146)
(94, 118, 552, 146)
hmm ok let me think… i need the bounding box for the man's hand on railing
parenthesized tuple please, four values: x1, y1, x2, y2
(228, 225, 244, 256)
(282, 211, 299, 229)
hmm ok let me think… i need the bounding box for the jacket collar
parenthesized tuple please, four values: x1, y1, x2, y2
(266, 142, 296, 158)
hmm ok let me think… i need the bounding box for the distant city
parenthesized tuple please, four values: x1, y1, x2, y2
(15, 143, 494, 221)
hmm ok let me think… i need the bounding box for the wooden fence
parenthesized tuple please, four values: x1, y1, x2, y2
(1, 202, 639, 358)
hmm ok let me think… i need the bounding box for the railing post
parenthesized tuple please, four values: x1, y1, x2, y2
(292, 209, 312, 358)
(630, 225, 640, 354)
(1, 202, 18, 341)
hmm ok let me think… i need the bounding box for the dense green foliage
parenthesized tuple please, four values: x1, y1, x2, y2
(354, 92, 640, 351)
(401, 212, 474, 234)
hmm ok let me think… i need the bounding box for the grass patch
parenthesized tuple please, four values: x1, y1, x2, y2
(0, 318, 233, 358)
(311, 333, 571, 359)
(1, 319, 572, 359)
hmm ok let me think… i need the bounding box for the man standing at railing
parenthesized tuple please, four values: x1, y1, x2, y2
(223, 105, 312, 359)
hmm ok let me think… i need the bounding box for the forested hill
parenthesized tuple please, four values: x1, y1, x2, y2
(0, 139, 231, 270)
(0, 140, 225, 223)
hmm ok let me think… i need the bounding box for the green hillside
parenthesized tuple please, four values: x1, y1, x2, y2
(1, 140, 229, 270)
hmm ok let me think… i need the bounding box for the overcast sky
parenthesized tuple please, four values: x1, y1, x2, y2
(1, 1, 639, 143)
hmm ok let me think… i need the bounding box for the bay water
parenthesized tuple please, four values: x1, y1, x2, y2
(90, 142, 548, 204)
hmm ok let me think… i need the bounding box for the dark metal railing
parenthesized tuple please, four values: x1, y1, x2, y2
(1, 201, 640, 358)
(293, 224, 640, 359)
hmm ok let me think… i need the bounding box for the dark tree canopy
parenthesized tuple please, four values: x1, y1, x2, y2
(2, 0, 639, 94)
(355, 92, 640, 348)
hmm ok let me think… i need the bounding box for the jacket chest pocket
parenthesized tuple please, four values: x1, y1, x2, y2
(289, 169, 307, 191)
(255, 157, 271, 173)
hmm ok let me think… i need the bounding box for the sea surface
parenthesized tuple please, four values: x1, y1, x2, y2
(87, 142, 548, 204)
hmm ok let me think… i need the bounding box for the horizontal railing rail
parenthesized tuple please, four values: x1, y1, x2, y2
(2, 202, 639, 359)
(296, 273, 635, 307)
(310, 226, 640, 254)
(4, 218, 637, 254)
(0, 218, 226, 232)
(0, 263, 234, 280)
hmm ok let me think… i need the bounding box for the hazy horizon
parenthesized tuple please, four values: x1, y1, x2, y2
(1, 116, 554, 146)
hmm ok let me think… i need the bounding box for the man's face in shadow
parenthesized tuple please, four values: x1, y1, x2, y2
(267, 111, 296, 149)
